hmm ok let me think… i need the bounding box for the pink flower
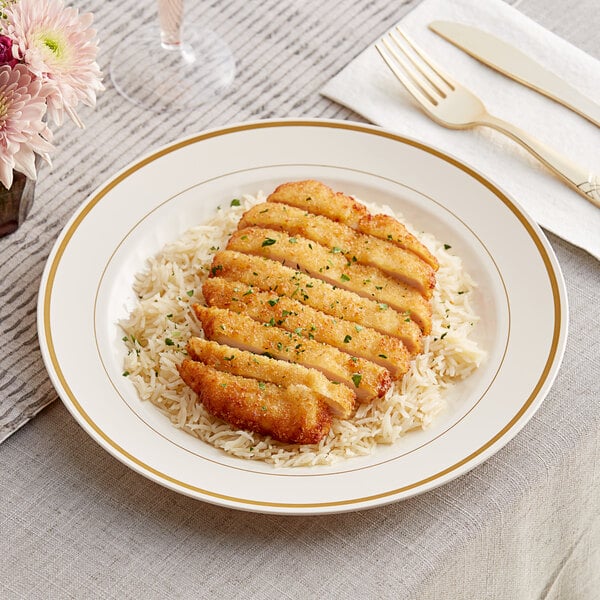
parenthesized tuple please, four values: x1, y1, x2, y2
(4, 0, 104, 128)
(0, 64, 54, 189)
(0, 36, 18, 68)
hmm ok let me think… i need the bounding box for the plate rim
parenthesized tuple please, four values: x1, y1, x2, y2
(37, 118, 568, 514)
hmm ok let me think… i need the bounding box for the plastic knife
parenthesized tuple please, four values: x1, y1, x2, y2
(429, 20, 600, 127)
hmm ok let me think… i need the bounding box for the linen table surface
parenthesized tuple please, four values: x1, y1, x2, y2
(1, 0, 598, 598)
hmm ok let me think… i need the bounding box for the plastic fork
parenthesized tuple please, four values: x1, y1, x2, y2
(375, 28, 600, 208)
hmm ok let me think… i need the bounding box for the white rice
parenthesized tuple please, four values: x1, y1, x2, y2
(120, 192, 486, 466)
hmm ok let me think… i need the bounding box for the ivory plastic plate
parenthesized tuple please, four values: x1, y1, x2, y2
(38, 120, 567, 514)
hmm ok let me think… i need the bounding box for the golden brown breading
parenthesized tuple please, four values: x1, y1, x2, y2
(267, 179, 368, 227)
(225, 226, 432, 333)
(357, 213, 438, 270)
(186, 337, 355, 418)
(177, 360, 332, 444)
(193, 304, 392, 402)
(203, 277, 410, 380)
(266, 180, 438, 269)
(209, 250, 423, 353)
(239, 202, 436, 297)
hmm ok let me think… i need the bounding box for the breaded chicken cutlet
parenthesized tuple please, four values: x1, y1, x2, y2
(179, 180, 438, 445)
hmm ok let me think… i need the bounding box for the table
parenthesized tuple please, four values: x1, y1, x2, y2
(1, 1, 598, 598)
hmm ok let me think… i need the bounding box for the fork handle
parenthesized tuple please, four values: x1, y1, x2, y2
(481, 114, 600, 208)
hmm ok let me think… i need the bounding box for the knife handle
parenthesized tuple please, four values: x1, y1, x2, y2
(482, 114, 600, 209)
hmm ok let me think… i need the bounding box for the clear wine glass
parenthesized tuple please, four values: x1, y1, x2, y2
(110, 0, 235, 112)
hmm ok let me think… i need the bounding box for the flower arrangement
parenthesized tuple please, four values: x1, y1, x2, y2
(0, 0, 103, 189)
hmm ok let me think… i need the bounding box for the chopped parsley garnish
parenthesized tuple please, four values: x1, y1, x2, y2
(378, 354, 388, 359)
(224, 355, 235, 361)
(258, 382, 266, 390)
(351, 373, 362, 388)
(122, 371, 130, 377)
(267, 298, 280, 306)
(230, 198, 241, 206)
(444, 244, 452, 250)
(340, 273, 350, 282)
(186, 289, 194, 297)
(165, 338, 175, 346)
(288, 237, 297, 244)
(330, 247, 342, 254)
(262, 237, 277, 247)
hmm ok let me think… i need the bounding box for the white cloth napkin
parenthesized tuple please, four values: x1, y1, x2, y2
(322, 0, 600, 260)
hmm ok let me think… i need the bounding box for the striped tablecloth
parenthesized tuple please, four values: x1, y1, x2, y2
(1, 0, 599, 598)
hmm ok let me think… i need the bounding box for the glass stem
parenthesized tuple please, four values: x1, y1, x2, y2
(158, 0, 184, 50)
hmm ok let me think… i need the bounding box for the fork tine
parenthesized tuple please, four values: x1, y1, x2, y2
(387, 30, 448, 100)
(375, 41, 438, 108)
(394, 27, 455, 92)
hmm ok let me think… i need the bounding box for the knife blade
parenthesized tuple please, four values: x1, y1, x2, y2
(429, 20, 600, 127)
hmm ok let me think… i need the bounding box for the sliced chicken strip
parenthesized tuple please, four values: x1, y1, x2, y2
(193, 305, 392, 403)
(210, 250, 423, 354)
(203, 278, 410, 380)
(357, 212, 438, 270)
(238, 202, 435, 297)
(226, 227, 432, 333)
(178, 360, 332, 444)
(267, 179, 368, 227)
(186, 336, 355, 418)
(266, 180, 438, 270)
